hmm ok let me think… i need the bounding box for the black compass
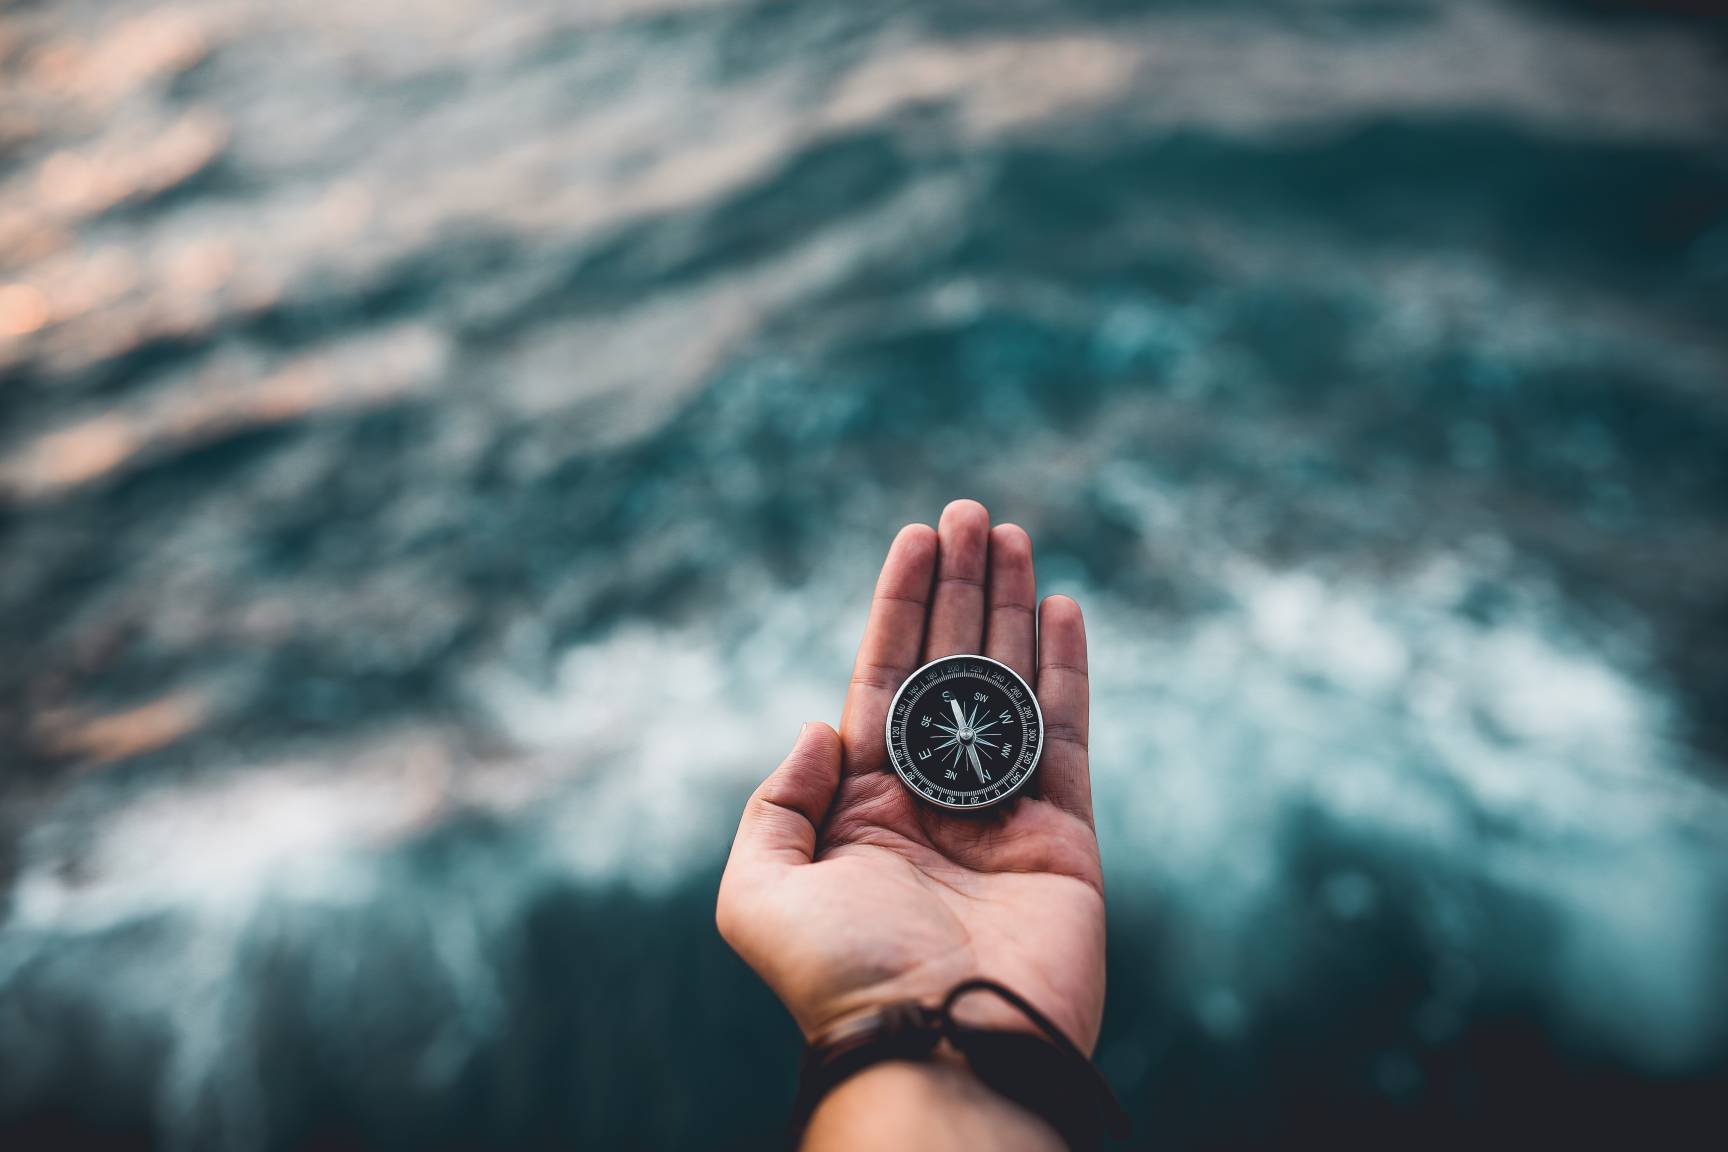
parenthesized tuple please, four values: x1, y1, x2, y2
(885, 654, 1044, 810)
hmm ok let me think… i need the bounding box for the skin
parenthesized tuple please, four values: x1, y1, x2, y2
(716, 500, 1103, 1149)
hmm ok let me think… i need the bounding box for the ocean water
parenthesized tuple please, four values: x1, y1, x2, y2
(2, 0, 1727, 1147)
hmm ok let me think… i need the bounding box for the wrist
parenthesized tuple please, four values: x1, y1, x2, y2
(795, 973, 1099, 1057)
(802, 1057, 1064, 1152)
(789, 980, 1128, 1151)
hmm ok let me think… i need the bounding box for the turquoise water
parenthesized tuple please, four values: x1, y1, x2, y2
(2, 0, 1727, 1147)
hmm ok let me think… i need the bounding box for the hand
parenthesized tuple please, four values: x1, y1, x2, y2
(717, 500, 1104, 1054)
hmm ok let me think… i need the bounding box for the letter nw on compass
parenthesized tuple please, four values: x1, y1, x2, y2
(886, 654, 1044, 809)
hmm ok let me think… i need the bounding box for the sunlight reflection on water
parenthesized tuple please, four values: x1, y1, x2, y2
(2, 0, 1727, 1146)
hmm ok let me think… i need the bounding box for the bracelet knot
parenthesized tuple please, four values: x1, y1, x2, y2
(790, 979, 1129, 1150)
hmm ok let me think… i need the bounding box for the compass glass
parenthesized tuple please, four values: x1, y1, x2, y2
(886, 655, 1043, 809)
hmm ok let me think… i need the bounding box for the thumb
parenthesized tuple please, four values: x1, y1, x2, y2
(727, 721, 842, 869)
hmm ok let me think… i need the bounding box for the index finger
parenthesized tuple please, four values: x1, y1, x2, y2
(838, 524, 937, 778)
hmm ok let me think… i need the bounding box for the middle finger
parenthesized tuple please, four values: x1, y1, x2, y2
(923, 499, 990, 660)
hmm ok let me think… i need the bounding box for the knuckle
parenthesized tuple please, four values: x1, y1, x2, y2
(849, 661, 902, 691)
(1045, 720, 1089, 750)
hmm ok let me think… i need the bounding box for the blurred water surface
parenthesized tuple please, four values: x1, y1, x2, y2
(2, 0, 1727, 1147)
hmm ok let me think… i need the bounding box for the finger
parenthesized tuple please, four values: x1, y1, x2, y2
(1035, 595, 1092, 823)
(725, 722, 843, 870)
(984, 523, 1036, 684)
(839, 524, 937, 777)
(923, 499, 990, 660)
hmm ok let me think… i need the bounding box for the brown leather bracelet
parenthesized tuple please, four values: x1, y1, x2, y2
(787, 979, 1130, 1151)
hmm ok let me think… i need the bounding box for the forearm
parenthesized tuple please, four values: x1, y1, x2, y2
(801, 1058, 1065, 1152)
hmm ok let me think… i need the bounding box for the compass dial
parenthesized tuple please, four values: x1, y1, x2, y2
(885, 654, 1044, 810)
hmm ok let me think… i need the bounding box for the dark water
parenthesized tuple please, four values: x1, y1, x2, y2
(2, 0, 1727, 1147)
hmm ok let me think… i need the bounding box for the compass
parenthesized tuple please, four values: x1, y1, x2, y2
(885, 654, 1044, 810)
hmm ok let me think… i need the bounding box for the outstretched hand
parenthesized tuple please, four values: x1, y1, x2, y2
(717, 501, 1104, 1053)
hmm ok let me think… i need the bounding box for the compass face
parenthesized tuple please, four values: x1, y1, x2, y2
(886, 655, 1043, 810)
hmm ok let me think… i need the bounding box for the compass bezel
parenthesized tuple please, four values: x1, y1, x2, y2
(884, 653, 1044, 811)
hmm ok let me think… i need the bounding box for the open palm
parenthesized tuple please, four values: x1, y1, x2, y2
(718, 501, 1104, 1052)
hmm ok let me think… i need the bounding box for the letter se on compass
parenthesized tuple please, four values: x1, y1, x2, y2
(886, 654, 1045, 810)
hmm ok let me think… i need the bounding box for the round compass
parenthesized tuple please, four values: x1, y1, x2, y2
(885, 654, 1044, 810)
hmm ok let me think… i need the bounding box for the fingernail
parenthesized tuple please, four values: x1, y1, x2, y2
(798, 722, 811, 738)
